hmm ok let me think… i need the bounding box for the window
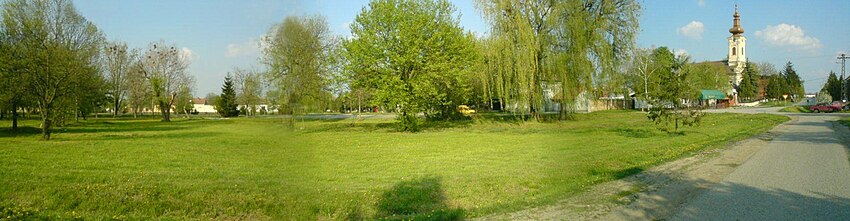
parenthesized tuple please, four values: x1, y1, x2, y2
(732, 47, 736, 55)
(741, 47, 744, 55)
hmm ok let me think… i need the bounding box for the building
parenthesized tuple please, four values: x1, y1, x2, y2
(692, 4, 748, 105)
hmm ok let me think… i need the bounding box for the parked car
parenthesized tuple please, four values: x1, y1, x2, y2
(809, 103, 842, 113)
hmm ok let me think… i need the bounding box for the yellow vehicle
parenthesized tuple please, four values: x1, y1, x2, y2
(458, 105, 476, 115)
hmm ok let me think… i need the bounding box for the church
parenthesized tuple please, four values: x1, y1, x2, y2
(698, 4, 748, 106)
(727, 4, 747, 103)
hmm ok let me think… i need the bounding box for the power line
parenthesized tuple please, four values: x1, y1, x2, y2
(839, 53, 850, 101)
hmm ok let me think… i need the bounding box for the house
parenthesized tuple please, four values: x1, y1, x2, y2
(192, 98, 217, 114)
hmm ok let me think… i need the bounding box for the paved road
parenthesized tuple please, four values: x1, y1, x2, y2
(670, 108, 850, 220)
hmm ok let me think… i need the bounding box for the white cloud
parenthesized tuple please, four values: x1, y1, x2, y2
(677, 21, 704, 40)
(698, 0, 706, 7)
(674, 48, 689, 57)
(755, 23, 822, 51)
(181, 47, 196, 62)
(226, 37, 265, 58)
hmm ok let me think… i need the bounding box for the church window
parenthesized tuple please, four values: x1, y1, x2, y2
(732, 47, 736, 55)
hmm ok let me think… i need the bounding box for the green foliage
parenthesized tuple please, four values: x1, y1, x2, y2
(822, 71, 841, 102)
(765, 74, 785, 99)
(1, 0, 104, 139)
(738, 62, 759, 102)
(646, 47, 703, 132)
(264, 15, 337, 126)
(477, 0, 640, 119)
(782, 61, 805, 100)
(685, 62, 732, 97)
(345, 0, 478, 131)
(217, 75, 239, 117)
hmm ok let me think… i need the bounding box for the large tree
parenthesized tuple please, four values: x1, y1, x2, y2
(646, 47, 702, 132)
(139, 41, 192, 122)
(125, 61, 150, 118)
(782, 61, 804, 100)
(264, 15, 336, 127)
(102, 41, 138, 117)
(1, 0, 104, 140)
(344, 0, 477, 131)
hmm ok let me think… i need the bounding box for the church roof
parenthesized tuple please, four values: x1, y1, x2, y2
(698, 61, 737, 76)
(729, 5, 744, 36)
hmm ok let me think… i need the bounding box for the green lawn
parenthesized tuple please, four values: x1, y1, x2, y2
(0, 111, 787, 220)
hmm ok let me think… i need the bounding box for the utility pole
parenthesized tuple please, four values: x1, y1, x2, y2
(839, 53, 850, 101)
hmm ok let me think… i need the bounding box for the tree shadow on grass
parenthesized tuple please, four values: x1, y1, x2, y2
(60, 120, 208, 134)
(375, 176, 464, 221)
(0, 126, 41, 138)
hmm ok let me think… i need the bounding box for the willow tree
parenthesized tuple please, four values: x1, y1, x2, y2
(477, 0, 552, 119)
(263, 16, 335, 127)
(1, 0, 104, 140)
(345, 0, 477, 131)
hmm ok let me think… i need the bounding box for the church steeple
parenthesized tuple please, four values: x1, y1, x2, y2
(729, 4, 745, 36)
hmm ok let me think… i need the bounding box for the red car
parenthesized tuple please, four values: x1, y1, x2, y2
(809, 102, 843, 113)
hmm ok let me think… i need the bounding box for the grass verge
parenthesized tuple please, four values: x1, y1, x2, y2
(0, 111, 788, 220)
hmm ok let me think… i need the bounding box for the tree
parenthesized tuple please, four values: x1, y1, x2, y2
(765, 74, 784, 100)
(0, 24, 31, 130)
(738, 62, 759, 102)
(344, 0, 477, 131)
(822, 71, 841, 102)
(1, 0, 104, 140)
(264, 15, 337, 127)
(782, 61, 804, 100)
(233, 67, 263, 116)
(477, 0, 640, 120)
(217, 75, 239, 117)
(647, 48, 702, 133)
(102, 41, 138, 117)
(140, 41, 192, 122)
(174, 78, 195, 118)
(125, 62, 150, 118)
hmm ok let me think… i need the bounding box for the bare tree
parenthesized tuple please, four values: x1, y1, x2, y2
(102, 41, 138, 117)
(140, 40, 191, 122)
(233, 67, 263, 116)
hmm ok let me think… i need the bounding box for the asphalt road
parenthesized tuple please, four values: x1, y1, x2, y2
(670, 108, 850, 220)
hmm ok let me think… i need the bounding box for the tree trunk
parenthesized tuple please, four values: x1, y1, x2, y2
(11, 104, 18, 131)
(41, 110, 51, 140)
(159, 101, 170, 122)
(113, 98, 120, 117)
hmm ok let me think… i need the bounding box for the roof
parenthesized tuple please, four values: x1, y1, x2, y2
(192, 98, 207, 105)
(700, 90, 727, 100)
(697, 61, 737, 76)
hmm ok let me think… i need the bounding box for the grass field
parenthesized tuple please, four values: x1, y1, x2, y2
(0, 111, 788, 220)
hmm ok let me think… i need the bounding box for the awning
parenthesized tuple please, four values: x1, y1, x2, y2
(700, 90, 727, 100)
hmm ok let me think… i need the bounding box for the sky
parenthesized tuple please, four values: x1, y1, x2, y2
(73, 0, 850, 95)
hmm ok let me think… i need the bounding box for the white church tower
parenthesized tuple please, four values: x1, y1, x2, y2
(727, 4, 746, 86)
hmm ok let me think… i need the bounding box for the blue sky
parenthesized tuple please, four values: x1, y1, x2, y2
(74, 0, 850, 95)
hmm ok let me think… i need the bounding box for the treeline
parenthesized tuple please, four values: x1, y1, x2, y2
(1, 0, 810, 137)
(0, 0, 195, 139)
(246, 0, 642, 131)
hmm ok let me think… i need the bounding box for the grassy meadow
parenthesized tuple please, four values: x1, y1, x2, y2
(0, 111, 787, 220)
